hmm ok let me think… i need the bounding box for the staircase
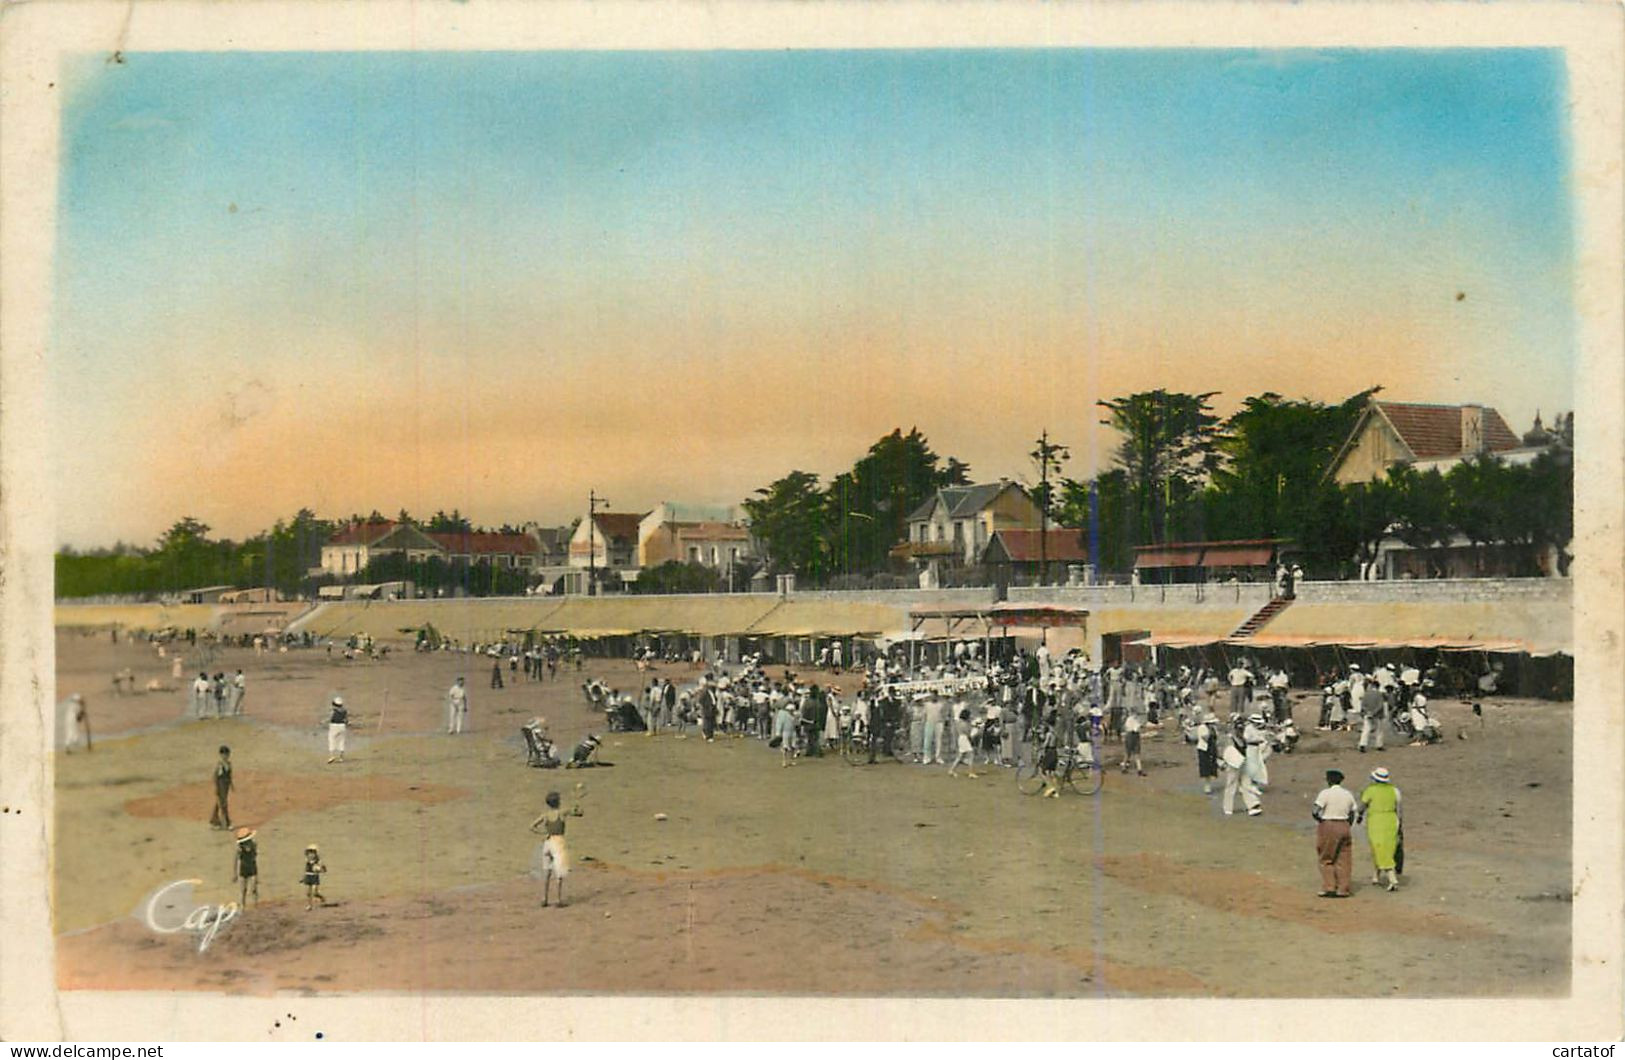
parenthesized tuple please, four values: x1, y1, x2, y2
(1227, 597, 1293, 641)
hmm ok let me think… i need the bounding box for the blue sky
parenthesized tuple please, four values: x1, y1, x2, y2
(53, 48, 1574, 546)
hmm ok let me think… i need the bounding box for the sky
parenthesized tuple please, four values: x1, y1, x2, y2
(52, 48, 1576, 549)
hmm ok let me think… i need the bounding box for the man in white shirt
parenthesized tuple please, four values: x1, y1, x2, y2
(191, 672, 212, 718)
(446, 676, 469, 735)
(1267, 668, 1291, 723)
(1221, 716, 1265, 816)
(1227, 664, 1252, 717)
(1312, 768, 1359, 897)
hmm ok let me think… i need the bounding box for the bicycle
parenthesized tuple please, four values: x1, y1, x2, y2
(1017, 742, 1104, 796)
(844, 718, 910, 765)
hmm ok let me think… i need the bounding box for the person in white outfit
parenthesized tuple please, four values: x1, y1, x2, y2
(1221, 715, 1267, 816)
(63, 694, 90, 752)
(191, 672, 212, 718)
(327, 696, 349, 763)
(446, 677, 469, 734)
(231, 670, 246, 715)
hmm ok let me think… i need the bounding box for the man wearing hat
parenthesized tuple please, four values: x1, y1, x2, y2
(232, 826, 259, 906)
(1220, 716, 1265, 816)
(1311, 769, 1358, 897)
(326, 695, 349, 764)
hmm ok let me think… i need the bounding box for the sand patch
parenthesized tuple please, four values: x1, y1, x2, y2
(123, 771, 466, 825)
(1100, 852, 1487, 938)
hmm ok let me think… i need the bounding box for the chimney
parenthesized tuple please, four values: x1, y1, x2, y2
(1460, 404, 1486, 455)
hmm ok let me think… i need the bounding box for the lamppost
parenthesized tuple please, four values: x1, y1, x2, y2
(587, 490, 607, 597)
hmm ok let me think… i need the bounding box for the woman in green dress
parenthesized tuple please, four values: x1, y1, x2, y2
(1359, 766, 1403, 891)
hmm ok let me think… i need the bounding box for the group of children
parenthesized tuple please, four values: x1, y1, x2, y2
(230, 828, 329, 911)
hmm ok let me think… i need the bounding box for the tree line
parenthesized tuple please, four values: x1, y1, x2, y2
(55, 508, 543, 600)
(742, 390, 1574, 583)
(54, 390, 1575, 599)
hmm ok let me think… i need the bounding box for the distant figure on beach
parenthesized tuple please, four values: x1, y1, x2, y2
(326, 695, 349, 764)
(447, 677, 469, 734)
(231, 670, 246, 714)
(63, 694, 91, 753)
(209, 745, 234, 830)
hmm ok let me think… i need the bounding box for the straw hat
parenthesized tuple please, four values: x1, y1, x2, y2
(304, 843, 320, 854)
(235, 827, 255, 842)
(1370, 767, 1391, 783)
(331, 695, 344, 706)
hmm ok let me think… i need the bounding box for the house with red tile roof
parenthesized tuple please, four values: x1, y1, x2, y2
(1326, 400, 1525, 485)
(567, 510, 648, 573)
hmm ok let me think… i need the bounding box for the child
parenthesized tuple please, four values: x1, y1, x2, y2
(232, 827, 259, 907)
(674, 692, 692, 739)
(1121, 708, 1146, 776)
(300, 844, 327, 910)
(947, 709, 978, 778)
(529, 787, 584, 908)
(1037, 715, 1062, 798)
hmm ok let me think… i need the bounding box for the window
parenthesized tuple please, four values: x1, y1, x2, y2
(935, 524, 945, 542)
(689, 547, 700, 563)
(710, 547, 719, 565)
(917, 525, 927, 543)
(953, 521, 965, 545)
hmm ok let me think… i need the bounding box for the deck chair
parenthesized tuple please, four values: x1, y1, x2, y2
(521, 726, 560, 768)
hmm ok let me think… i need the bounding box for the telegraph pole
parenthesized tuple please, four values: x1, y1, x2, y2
(587, 490, 606, 596)
(1030, 430, 1070, 586)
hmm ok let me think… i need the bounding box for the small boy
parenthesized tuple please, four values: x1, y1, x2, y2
(232, 827, 259, 906)
(300, 844, 327, 910)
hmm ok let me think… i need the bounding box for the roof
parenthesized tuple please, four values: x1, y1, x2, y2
(905, 481, 1025, 523)
(591, 512, 645, 543)
(327, 521, 398, 547)
(1133, 540, 1284, 570)
(672, 521, 752, 542)
(984, 529, 1089, 564)
(1374, 402, 1521, 459)
(1326, 401, 1525, 480)
(368, 524, 445, 553)
(429, 531, 540, 556)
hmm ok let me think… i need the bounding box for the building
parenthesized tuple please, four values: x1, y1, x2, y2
(981, 528, 1091, 582)
(1327, 402, 1572, 579)
(320, 520, 401, 577)
(526, 524, 574, 567)
(892, 480, 1044, 568)
(1132, 539, 1290, 585)
(1326, 400, 1525, 485)
(427, 531, 541, 569)
(637, 502, 759, 570)
(567, 510, 646, 571)
(178, 585, 237, 605)
(218, 587, 282, 604)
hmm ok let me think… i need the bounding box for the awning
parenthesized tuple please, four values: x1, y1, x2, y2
(987, 603, 1091, 628)
(1202, 545, 1275, 567)
(1135, 549, 1204, 569)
